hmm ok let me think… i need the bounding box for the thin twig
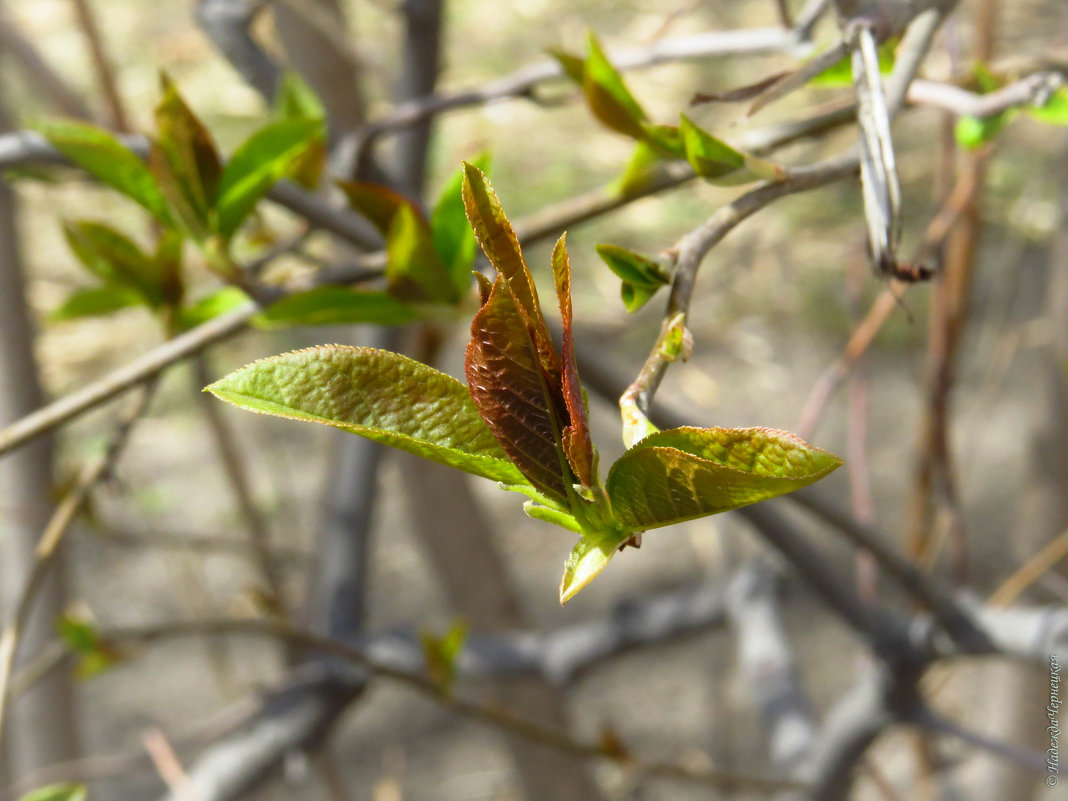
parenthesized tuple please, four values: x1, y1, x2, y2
(143, 728, 205, 801)
(69, 0, 131, 131)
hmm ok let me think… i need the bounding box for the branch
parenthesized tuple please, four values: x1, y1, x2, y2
(908, 72, 1064, 119)
(0, 382, 156, 751)
(619, 154, 858, 442)
(726, 564, 818, 773)
(196, 0, 280, 101)
(90, 617, 803, 794)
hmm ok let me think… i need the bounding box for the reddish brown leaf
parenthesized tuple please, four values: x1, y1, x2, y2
(465, 274, 570, 503)
(337, 180, 424, 237)
(551, 235, 594, 488)
(461, 163, 559, 377)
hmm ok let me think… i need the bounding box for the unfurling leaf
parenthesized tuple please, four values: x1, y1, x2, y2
(34, 119, 172, 224)
(150, 74, 222, 238)
(209, 168, 842, 606)
(1027, 87, 1068, 125)
(595, 243, 670, 312)
(57, 612, 122, 679)
(466, 272, 571, 503)
(606, 427, 842, 530)
(552, 235, 595, 488)
(206, 346, 527, 485)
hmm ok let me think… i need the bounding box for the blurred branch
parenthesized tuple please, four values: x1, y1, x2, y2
(726, 564, 817, 774)
(0, 96, 862, 461)
(0, 382, 155, 754)
(92, 617, 804, 794)
(908, 71, 1064, 118)
(0, 11, 94, 120)
(69, 0, 130, 131)
(196, 0, 280, 101)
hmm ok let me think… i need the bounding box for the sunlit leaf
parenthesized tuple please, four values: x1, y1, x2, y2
(431, 155, 489, 296)
(954, 112, 1012, 149)
(1027, 87, 1068, 125)
(551, 235, 594, 487)
(583, 31, 648, 139)
(274, 71, 327, 122)
(207, 346, 527, 485)
(595, 243, 669, 313)
(51, 285, 144, 321)
(34, 118, 171, 224)
(178, 286, 250, 329)
(256, 286, 417, 328)
(149, 74, 222, 238)
(215, 117, 324, 238)
(606, 426, 842, 530)
(679, 114, 745, 180)
(386, 203, 458, 303)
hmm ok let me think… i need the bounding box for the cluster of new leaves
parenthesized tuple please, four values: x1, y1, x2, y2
(551, 33, 789, 313)
(38, 74, 489, 334)
(208, 165, 842, 603)
(38, 73, 325, 331)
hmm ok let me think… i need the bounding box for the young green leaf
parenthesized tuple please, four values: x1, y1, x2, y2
(594, 243, 670, 312)
(150, 75, 222, 238)
(466, 273, 571, 504)
(34, 118, 171, 224)
(431, 156, 489, 296)
(386, 203, 458, 303)
(679, 115, 784, 183)
(255, 287, 417, 328)
(1026, 87, 1068, 125)
(552, 235, 595, 488)
(215, 117, 324, 238)
(57, 612, 122, 679)
(638, 122, 685, 160)
(178, 286, 250, 329)
(420, 620, 467, 695)
(337, 180, 421, 237)
(605, 426, 842, 530)
(547, 47, 586, 85)
(559, 528, 630, 605)
(583, 31, 648, 139)
(615, 140, 664, 197)
(16, 784, 86, 801)
(274, 71, 327, 122)
(810, 39, 897, 87)
(207, 346, 527, 485)
(51, 285, 144, 321)
(954, 112, 1012, 149)
(62, 221, 163, 305)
